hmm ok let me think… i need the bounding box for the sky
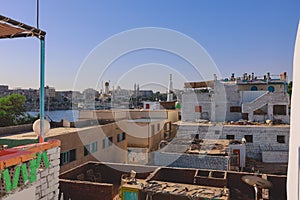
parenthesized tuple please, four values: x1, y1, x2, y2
(0, 0, 299, 92)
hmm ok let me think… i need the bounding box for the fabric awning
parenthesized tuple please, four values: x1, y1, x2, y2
(0, 15, 46, 39)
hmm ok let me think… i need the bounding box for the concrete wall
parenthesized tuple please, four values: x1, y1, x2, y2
(177, 124, 290, 160)
(182, 83, 242, 122)
(79, 109, 179, 123)
(242, 92, 290, 123)
(237, 82, 285, 92)
(154, 152, 229, 171)
(0, 124, 33, 135)
(262, 151, 289, 163)
(124, 120, 165, 151)
(48, 123, 127, 173)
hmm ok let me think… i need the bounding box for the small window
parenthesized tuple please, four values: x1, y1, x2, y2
(157, 123, 161, 132)
(146, 104, 150, 109)
(195, 106, 202, 112)
(91, 142, 98, 152)
(84, 145, 90, 156)
(70, 149, 76, 162)
(268, 86, 275, 92)
(191, 134, 199, 139)
(277, 135, 285, 143)
(117, 132, 126, 142)
(103, 137, 113, 149)
(251, 86, 258, 91)
(84, 142, 98, 156)
(226, 135, 235, 140)
(60, 149, 76, 166)
(244, 135, 253, 143)
(273, 105, 286, 115)
(215, 130, 220, 135)
(230, 106, 241, 113)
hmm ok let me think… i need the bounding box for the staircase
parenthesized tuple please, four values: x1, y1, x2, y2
(242, 92, 270, 114)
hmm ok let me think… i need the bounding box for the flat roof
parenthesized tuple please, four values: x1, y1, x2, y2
(127, 119, 166, 123)
(173, 121, 290, 127)
(0, 126, 96, 140)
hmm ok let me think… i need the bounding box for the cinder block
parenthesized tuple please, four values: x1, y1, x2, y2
(49, 159, 60, 167)
(47, 147, 58, 155)
(49, 153, 60, 161)
(47, 191, 54, 199)
(49, 166, 60, 174)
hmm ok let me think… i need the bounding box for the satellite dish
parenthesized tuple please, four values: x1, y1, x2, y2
(242, 175, 272, 200)
(33, 119, 50, 136)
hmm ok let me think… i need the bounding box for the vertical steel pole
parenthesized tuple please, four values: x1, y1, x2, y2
(39, 38, 45, 143)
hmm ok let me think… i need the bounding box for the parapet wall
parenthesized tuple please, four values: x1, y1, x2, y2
(0, 140, 61, 200)
(176, 124, 290, 160)
(154, 152, 229, 171)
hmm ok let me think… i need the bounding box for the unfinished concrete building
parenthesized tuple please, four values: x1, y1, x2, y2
(172, 122, 290, 173)
(182, 72, 290, 124)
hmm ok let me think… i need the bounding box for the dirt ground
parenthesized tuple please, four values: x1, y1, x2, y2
(244, 157, 288, 175)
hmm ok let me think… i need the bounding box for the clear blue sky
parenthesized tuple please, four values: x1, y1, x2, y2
(0, 0, 299, 92)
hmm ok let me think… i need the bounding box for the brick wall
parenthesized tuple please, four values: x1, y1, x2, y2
(34, 146, 61, 200)
(59, 180, 113, 200)
(1, 140, 61, 200)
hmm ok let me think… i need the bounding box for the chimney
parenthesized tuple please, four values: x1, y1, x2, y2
(280, 72, 287, 81)
(231, 73, 235, 80)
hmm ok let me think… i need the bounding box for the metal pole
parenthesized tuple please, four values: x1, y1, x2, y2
(39, 38, 45, 142)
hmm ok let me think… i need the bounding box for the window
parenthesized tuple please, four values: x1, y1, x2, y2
(244, 135, 253, 143)
(117, 132, 126, 142)
(195, 106, 202, 112)
(251, 86, 258, 91)
(103, 136, 113, 149)
(226, 135, 235, 140)
(230, 106, 241, 113)
(273, 105, 286, 115)
(277, 135, 285, 144)
(191, 134, 199, 139)
(84, 142, 98, 156)
(157, 123, 161, 132)
(60, 149, 76, 166)
(215, 130, 220, 135)
(268, 86, 275, 92)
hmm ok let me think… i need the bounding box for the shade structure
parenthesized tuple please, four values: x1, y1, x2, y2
(0, 15, 45, 39)
(0, 14, 46, 142)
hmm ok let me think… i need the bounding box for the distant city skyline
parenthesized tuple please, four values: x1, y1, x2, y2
(0, 1, 299, 91)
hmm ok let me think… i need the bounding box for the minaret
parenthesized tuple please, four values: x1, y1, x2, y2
(167, 74, 173, 101)
(134, 83, 137, 96)
(104, 82, 109, 95)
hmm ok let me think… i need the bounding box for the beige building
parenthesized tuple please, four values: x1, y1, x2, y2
(1, 122, 127, 173)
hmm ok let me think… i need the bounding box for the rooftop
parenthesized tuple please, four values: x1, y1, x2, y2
(59, 161, 287, 200)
